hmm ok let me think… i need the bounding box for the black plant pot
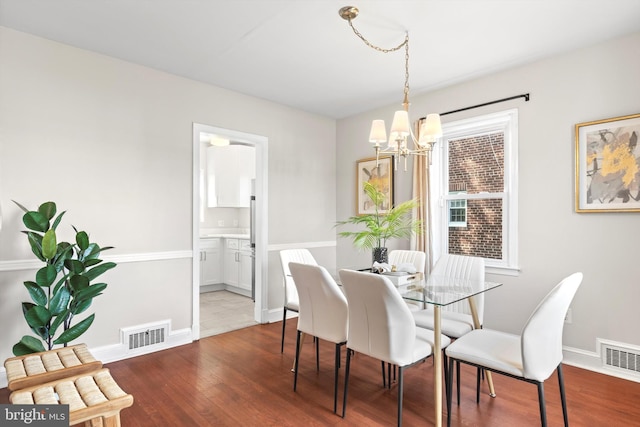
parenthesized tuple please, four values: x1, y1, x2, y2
(372, 247, 388, 264)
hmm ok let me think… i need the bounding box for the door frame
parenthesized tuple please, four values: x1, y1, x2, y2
(192, 123, 268, 339)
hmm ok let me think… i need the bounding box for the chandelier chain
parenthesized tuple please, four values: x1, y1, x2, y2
(346, 18, 407, 53)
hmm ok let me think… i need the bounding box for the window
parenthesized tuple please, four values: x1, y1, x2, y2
(448, 198, 467, 227)
(431, 109, 518, 275)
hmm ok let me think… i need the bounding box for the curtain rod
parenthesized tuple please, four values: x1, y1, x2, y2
(419, 93, 530, 120)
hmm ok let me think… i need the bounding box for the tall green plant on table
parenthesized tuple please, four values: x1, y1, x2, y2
(336, 181, 422, 264)
(12, 201, 116, 356)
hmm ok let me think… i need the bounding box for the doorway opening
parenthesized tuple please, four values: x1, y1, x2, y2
(192, 123, 268, 339)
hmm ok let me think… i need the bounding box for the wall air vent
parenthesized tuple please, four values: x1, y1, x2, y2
(599, 339, 640, 378)
(121, 320, 170, 352)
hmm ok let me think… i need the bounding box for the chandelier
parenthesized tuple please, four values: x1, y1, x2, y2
(339, 6, 442, 170)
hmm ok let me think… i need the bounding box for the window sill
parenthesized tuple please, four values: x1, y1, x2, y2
(486, 264, 520, 277)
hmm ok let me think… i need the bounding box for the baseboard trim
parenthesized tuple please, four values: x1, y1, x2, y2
(563, 345, 640, 383)
(266, 308, 298, 324)
(0, 328, 193, 389)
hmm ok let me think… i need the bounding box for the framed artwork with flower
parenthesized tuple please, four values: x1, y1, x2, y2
(575, 113, 640, 212)
(356, 155, 394, 215)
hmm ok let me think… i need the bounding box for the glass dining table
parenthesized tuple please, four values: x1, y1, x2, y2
(289, 267, 502, 427)
(394, 274, 503, 427)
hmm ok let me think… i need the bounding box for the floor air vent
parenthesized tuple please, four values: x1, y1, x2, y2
(121, 320, 170, 351)
(600, 340, 640, 377)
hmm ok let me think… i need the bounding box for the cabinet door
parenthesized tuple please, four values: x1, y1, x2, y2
(208, 145, 255, 207)
(200, 239, 222, 286)
(223, 239, 239, 286)
(238, 240, 253, 291)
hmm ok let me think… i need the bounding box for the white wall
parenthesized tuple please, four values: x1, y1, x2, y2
(0, 27, 336, 366)
(337, 32, 640, 376)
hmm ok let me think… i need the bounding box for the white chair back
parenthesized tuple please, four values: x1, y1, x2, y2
(431, 254, 485, 322)
(279, 249, 317, 309)
(289, 263, 348, 343)
(521, 272, 582, 381)
(388, 250, 426, 273)
(339, 269, 417, 367)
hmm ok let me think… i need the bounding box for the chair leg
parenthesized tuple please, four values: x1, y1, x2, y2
(456, 361, 461, 405)
(334, 343, 341, 414)
(447, 358, 454, 427)
(316, 337, 320, 372)
(397, 366, 404, 427)
(476, 367, 481, 403)
(557, 364, 569, 427)
(537, 381, 547, 427)
(293, 330, 301, 391)
(342, 349, 352, 418)
(381, 361, 387, 388)
(280, 307, 287, 353)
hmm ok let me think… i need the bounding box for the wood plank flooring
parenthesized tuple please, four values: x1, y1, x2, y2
(3, 320, 640, 426)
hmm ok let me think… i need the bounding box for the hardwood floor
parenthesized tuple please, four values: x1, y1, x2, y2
(3, 320, 640, 426)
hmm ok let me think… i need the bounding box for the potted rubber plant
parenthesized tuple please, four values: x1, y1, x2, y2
(336, 181, 422, 264)
(12, 201, 116, 356)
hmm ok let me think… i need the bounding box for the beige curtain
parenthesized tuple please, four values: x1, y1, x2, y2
(412, 118, 433, 275)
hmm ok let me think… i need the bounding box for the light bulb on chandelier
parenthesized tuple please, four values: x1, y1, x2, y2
(339, 6, 442, 170)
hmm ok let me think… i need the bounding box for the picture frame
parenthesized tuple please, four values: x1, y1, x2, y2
(575, 113, 640, 212)
(356, 155, 394, 215)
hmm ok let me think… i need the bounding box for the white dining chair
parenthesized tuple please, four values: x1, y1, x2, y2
(445, 272, 583, 427)
(338, 269, 451, 426)
(388, 249, 426, 273)
(289, 262, 348, 414)
(279, 249, 318, 353)
(412, 254, 485, 402)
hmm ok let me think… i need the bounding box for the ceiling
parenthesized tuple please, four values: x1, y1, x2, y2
(1, 0, 639, 119)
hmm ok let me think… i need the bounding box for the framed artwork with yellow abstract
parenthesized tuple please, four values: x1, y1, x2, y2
(575, 113, 640, 212)
(356, 155, 394, 215)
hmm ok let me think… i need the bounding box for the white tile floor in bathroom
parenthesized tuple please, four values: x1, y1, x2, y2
(200, 290, 257, 338)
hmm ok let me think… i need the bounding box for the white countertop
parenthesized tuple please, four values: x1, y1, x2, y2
(201, 233, 249, 239)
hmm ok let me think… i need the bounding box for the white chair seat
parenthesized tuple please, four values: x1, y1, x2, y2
(445, 329, 523, 378)
(414, 328, 451, 361)
(412, 310, 474, 338)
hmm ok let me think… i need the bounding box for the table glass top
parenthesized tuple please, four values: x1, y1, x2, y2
(395, 274, 502, 306)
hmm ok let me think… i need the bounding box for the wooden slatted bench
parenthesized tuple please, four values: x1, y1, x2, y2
(4, 344, 102, 391)
(9, 368, 134, 427)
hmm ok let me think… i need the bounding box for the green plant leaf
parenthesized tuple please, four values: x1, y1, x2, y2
(53, 243, 74, 272)
(42, 229, 57, 260)
(36, 265, 57, 287)
(84, 258, 102, 267)
(49, 286, 71, 315)
(51, 211, 66, 231)
(76, 231, 89, 250)
(83, 262, 117, 281)
(38, 201, 57, 220)
(23, 281, 47, 306)
(69, 274, 89, 292)
(81, 243, 102, 261)
(23, 211, 49, 232)
(64, 259, 85, 274)
(31, 325, 49, 341)
(12, 200, 30, 213)
(25, 305, 52, 329)
(74, 283, 107, 304)
(12, 336, 46, 356)
(53, 314, 94, 345)
(71, 298, 92, 315)
(26, 232, 46, 262)
(50, 309, 70, 337)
